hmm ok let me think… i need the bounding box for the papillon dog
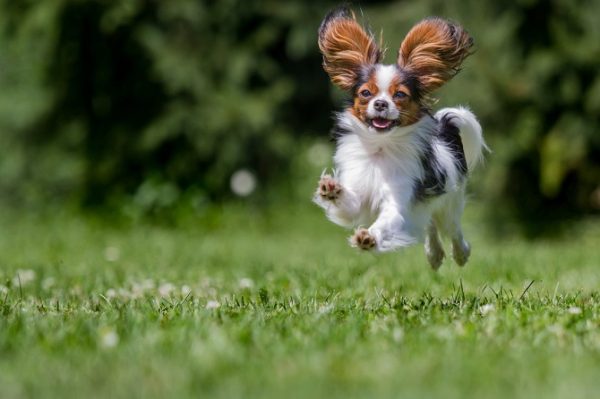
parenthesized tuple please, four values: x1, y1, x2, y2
(313, 7, 488, 269)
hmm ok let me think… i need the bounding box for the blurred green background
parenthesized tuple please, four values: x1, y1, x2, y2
(1, 0, 599, 233)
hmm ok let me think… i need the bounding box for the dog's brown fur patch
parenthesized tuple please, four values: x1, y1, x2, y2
(318, 10, 382, 91)
(398, 18, 473, 94)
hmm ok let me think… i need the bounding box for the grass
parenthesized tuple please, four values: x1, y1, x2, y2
(0, 203, 599, 399)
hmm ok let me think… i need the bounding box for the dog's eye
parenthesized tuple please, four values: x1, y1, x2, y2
(393, 91, 408, 99)
(360, 89, 372, 97)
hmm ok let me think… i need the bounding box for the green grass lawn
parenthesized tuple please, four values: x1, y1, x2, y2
(1, 203, 599, 399)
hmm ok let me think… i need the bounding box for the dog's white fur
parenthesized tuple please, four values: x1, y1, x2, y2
(313, 101, 487, 268)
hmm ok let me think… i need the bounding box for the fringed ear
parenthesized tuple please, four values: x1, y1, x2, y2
(318, 7, 383, 91)
(398, 18, 473, 95)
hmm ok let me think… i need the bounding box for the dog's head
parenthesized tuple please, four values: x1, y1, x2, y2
(318, 7, 473, 132)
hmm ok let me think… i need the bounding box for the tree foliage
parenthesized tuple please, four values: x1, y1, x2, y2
(0, 0, 335, 207)
(0, 0, 598, 227)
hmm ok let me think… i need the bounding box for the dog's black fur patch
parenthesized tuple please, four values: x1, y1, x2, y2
(413, 140, 448, 202)
(330, 115, 353, 141)
(438, 113, 467, 175)
(413, 114, 467, 202)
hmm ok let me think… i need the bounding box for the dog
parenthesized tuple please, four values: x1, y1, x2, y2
(313, 7, 488, 269)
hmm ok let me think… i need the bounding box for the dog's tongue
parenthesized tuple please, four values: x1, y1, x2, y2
(372, 118, 392, 129)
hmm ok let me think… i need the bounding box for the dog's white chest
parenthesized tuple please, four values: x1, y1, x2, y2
(334, 135, 418, 219)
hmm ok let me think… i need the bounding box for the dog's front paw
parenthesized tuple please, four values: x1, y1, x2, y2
(350, 228, 376, 250)
(317, 174, 342, 201)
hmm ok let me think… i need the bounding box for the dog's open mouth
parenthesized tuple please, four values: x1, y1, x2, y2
(368, 117, 397, 132)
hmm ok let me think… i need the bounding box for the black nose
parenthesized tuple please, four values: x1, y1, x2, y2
(374, 100, 388, 111)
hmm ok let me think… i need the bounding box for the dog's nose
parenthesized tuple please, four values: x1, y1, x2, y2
(374, 100, 388, 112)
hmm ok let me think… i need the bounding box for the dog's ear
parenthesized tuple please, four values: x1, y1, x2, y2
(318, 7, 382, 91)
(397, 18, 473, 95)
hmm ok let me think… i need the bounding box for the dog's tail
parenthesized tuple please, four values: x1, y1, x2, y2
(435, 106, 489, 171)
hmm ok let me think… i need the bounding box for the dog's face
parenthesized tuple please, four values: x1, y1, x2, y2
(352, 65, 422, 130)
(318, 8, 473, 132)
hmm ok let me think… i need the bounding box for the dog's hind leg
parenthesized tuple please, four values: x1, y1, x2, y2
(425, 221, 445, 270)
(434, 190, 471, 266)
(450, 227, 471, 266)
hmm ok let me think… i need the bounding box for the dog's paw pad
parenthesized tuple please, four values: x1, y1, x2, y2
(351, 228, 376, 250)
(317, 175, 342, 201)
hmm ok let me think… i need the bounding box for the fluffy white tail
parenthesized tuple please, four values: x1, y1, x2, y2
(435, 106, 489, 171)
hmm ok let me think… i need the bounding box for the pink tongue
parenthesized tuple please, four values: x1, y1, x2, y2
(372, 118, 392, 129)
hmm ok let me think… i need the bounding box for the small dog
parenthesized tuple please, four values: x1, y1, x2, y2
(313, 7, 488, 269)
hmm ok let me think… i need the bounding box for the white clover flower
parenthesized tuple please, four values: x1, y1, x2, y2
(12, 269, 36, 286)
(392, 327, 404, 343)
(99, 328, 119, 349)
(158, 282, 175, 297)
(130, 280, 156, 298)
(239, 278, 254, 289)
(105, 288, 117, 299)
(318, 304, 334, 314)
(479, 303, 495, 316)
(181, 285, 192, 296)
(206, 300, 220, 309)
(130, 283, 144, 298)
(567, 306, 582, 315)
(0, 285, 8, 294)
